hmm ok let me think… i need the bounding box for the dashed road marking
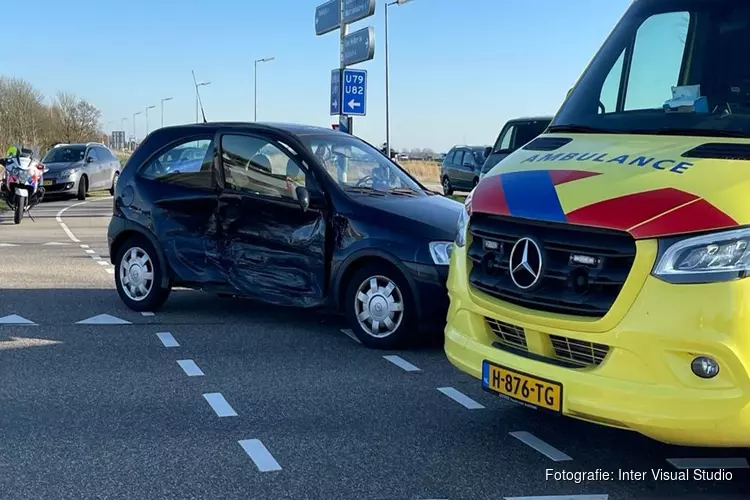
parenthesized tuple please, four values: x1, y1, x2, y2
(80, 244, 89, 249)
(85, 249, 95, 254)
(203, 393, 238, 417)
(667, 457, 749, 469)
(156, 332, 179, 347)
(510, 431, 572, 462)
(141, 312, 154, 317)
(76, 314, 131, 325)
(177, 359, 205, 377)
(238, 439, 282, 472)
(42, 242, 70, 246)
(96, 260, 110, 266)
(340, 328, 361, 344)
(0, 314, 36, 325)
(505, 496, 608, 500)
(105, 268, 115, 275)
(383, 355, 421, 372)
(0, 243, 20, 247)
(0, 336, 62, 351)
(437, 387, 484, 409)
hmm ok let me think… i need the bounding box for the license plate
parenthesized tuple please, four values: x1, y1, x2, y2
(482, 361, 562, 412)
(43, 180, 52, 186)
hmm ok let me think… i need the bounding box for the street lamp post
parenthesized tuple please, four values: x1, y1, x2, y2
(133, 111, 142, 143)
(145, 105, 156, 135)
(194, 80, 210, 123)
(254, 57, 275, 121)
(385, 0, 415, 160)
(161, 97, 174, 128)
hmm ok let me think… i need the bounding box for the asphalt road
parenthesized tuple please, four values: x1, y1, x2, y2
(0, 195, 748, 500)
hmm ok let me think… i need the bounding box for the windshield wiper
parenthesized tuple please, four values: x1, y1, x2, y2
(343, 186, 387, 196)
(547, 124, 617, 134)
(387, 187, 420, 196)
(629, 128, 750, 139)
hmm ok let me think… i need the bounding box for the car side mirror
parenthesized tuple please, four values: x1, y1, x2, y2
(86, 156, 95, 163)
(296, 186, 310, 212)
(484, 147, 492, 158)
(42, 166, 49, 173)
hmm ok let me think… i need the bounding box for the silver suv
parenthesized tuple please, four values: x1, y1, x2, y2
(41, 142, 121, 200)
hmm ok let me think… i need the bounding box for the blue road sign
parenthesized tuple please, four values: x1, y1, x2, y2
(342, 69, 367, 116)
(342, 0, 376, 25)
(315, 0, 340, 36)
(342, 26, 375, 66)
(330, 69, 341, 115)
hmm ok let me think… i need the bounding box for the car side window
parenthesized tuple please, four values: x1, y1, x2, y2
(495, 125, 515, 152)
(221, 134, 307, 201)
(139, 137, 215, 190)
(86, 148, 98, 162)
(97, 147, 111, 160)
(453, 150, 465, 165)
(444, 150, 455, 164)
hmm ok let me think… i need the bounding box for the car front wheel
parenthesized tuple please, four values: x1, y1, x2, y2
(345, 263, 416, 349)
(115, 236, 171, 311)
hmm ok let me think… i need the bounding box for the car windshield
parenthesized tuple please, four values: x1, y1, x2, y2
(43, 146, 86, 163)
(551, 0, 750, 138)
(303, 133, 424, 194)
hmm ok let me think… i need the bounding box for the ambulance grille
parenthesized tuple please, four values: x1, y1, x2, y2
(486, 318, 527, 350)
(468, 214, 636, 318)
(549, 335, 609, 367)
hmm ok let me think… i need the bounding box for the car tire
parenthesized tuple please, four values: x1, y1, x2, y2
(109, 172, 119, 196)
(344, 263, 416, 350)
(114, 235, 171, 312)
(442, 177, 453, 196)
(77, 176, 87, 201)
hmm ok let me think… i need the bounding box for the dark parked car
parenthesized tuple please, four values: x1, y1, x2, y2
(108, 122, 462, 349)
(41, 142, 121, 199)
(440, 145, 488, 195)
(479, 116, 552, 180)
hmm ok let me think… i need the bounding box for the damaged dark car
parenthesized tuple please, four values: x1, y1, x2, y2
(108, 122, 462, 348)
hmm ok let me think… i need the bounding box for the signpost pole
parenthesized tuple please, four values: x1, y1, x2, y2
(339, 0, 351, 136)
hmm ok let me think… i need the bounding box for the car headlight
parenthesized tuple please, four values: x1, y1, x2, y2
(429, 241, 454, 265)
(653, 227, 750, 284)
(455, 188, 474, 248)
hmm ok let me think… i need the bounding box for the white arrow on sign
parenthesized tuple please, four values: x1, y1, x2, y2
(348, 99, 361, 109)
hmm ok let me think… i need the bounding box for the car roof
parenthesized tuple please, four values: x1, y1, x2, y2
(507, 115, 554, 124)
(160, 121, 341, 137)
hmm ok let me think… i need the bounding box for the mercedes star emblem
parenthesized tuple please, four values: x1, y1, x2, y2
(509, 237, 543, 290)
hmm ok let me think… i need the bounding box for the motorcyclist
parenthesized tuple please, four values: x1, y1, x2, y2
(1, 145, 18, 167)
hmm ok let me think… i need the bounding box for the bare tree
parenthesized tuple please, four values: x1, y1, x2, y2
(51, 92, 102, 144)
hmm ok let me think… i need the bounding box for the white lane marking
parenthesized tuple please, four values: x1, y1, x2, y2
(75, 314, 131, 325)
(0, 243, 20, 247)
(59, 223, 80, 243)
(340, 328, 361, 344)
(85, 249, 95, 254)
(91, 255, 102, 260)
(141, 312, 154, 317)
(156, 332, 179, 347)
(80, 244, 90, 249)
(505, 496, 608, 500)
(42, 242, 70, 246)
(238, 439, 282, 472)
(667, 457, 749, 469)
(55, 197, 112, 243)
(437, 387, 485, 409)
(97, 260, 110, 266)
(203, 393, 238, 417)
(510, 431, 572, 462)
(0, 314, 36, 325)
(105, 268, 115, 275)
(177, 360, 205, 377)
(0, 337, 62, 351)
(383, 355, 421, 372)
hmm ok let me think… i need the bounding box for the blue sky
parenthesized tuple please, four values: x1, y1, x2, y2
(2, 0, 632, 152)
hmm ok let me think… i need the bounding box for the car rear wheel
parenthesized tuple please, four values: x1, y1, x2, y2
(115, 236, 171, 312)
(345, 263, 416, 349)
(77, 176, 87, 201)
(442, 177, 453, 196)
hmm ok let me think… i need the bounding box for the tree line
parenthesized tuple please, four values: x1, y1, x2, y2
(0, 76, 103, 157)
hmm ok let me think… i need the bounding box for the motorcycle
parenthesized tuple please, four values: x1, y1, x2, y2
(0, 149, 47, 224)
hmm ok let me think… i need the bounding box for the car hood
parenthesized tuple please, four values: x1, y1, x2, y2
(472, 133, 749, 239)
(44, 161, 82, 172)
(353, 192, 463, 240)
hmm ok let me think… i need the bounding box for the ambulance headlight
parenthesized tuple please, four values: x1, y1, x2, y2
(653, 227, 750, 284)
